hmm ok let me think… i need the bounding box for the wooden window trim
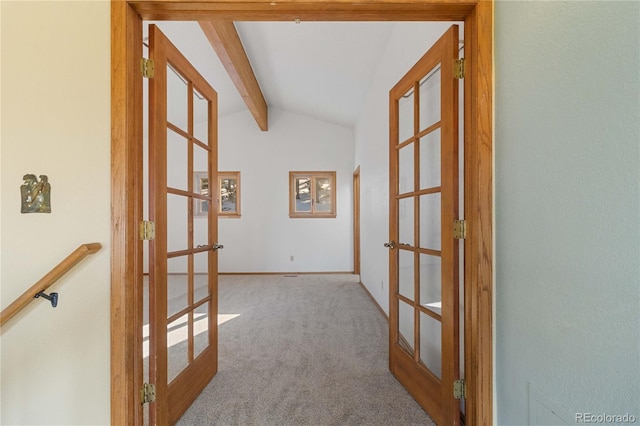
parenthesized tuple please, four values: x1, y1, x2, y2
(289, 171, 336, 218)
(218, 171, 241, 218)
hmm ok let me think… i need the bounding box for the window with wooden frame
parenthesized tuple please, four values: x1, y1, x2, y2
(219, 171, 240, 217)
(289, 171, 336, 218)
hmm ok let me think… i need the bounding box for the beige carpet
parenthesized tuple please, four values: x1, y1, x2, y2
(176, 274, 435, 426)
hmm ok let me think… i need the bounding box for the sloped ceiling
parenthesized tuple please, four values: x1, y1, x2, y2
(146, 21, 439, 128)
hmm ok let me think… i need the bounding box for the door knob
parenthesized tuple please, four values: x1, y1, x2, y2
(384, 241, 396, 249)
(212, 243, 224, 251)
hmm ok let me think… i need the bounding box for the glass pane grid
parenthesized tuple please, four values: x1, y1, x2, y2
(167, 129, 189, 192)
(418, 192, 441, 251)
(167, 64, 189, 132)
(398, 89, 415, 143)
(398, 300, 415, 356)
(419, 66, 441, 131)
(398, 143, 415, 195)
(419, 311, 442, 380)
(398, 249, 415, 301)
(419, 129, 441, 190)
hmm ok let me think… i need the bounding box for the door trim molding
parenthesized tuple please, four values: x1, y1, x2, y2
(111, 2, 493, 424)
(353, 166, 361, 275)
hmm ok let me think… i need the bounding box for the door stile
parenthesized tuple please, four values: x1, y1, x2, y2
(439, 27, 460, 424)
(148, 27, 170, 426)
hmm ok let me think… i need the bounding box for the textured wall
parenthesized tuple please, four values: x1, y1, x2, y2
(495, 0, 640, 421)
(0, 1, 111, 424)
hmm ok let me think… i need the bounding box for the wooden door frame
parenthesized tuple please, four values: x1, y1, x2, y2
(353, 166, 361, 275)
(111, 1, 493, 424)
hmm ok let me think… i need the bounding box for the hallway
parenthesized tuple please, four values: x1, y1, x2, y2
(176, 274, 434, 425)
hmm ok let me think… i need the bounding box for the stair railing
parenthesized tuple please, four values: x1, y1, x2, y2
(0, 242, 102, 328)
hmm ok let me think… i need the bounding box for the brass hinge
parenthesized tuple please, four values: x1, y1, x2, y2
(140, 383, 156, 404)
(453, 220, 467, 239)
(454, 58, 465, 79)
(141, 58, 155, 78)
(453, 379, 466, 400)
(140, 220, 155, 241)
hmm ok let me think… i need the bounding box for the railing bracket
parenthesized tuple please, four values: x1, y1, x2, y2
(34, 291, 58, 308)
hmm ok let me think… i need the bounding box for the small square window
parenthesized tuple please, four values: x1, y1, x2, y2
(289, 171, 336, 218)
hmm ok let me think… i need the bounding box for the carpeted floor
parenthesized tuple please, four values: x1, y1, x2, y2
(176, 274, 435, 426)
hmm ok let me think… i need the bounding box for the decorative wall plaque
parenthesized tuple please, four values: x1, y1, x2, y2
(21, 174, 51, 213)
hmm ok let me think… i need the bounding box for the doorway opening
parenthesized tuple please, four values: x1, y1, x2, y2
(111, 2, 493, 424)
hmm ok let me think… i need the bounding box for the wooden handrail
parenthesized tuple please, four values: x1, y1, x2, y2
(0, 242, 102, 328)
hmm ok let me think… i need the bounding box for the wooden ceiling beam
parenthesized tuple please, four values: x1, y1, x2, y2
(199, 20, 268, 131)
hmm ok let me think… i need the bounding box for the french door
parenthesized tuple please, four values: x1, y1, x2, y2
(148, 24, 219, 425)
(388, 25, 461, 425)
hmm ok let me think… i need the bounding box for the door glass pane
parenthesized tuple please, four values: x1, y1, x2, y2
(167, 313, 189, 384)
(193, 206, 209, 248)
(398, 249, 414, 301)
(194, 251, 210, 302)
(193, 88, 208, 145)
(419, 254, 442, 315)
(194, 302, 209, 359)
(167, 128, 188, 191)
(315, 177, 332, 212)
(419, 312, 442, 380)
(419, 193, 441, 251)
(167, 257, 188, 318)
(398, 89, 414, 143)
(419, 129, 441, 190)
(398, 300, 415, 355)
(398, 143, 414, 195)
(167, 64, 188, 132)
(193, 144, 208, 187)
(399, 197, 414, 247)
(294, 177, 311, 212)
(419, 67, 441, 131)
(167, 193, 188, 252)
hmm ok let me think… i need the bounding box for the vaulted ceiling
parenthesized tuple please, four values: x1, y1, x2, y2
(144, 20, 426, 129)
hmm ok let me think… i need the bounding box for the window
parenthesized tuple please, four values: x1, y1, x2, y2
(289, 171, 336, 218)
(218, 171, 240, 217)
(193, 171, 240, 217)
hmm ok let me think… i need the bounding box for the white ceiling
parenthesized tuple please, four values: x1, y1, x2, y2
(144, 21, 414, 128)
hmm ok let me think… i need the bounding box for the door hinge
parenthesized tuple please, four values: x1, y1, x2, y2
(453, 379, 466, 400)
(454, 58, 465, 79)
(140, 383, 156, 404)
(453, 220, 467, 239)
(141, 58, 155, 78)
(140, 220, 155, 241)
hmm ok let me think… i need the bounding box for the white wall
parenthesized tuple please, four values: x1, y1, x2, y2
(495, 1, 640, 422)
(354, 22, 459, 313)
(217, 107, 354, 273)
(0, 1, 111, 425)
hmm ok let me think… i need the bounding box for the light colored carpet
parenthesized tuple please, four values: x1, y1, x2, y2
(176, 274, 435, 426)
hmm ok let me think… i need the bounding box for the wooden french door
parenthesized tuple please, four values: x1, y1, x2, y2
(148, 24, 219, 425)
(388, 25, 461, 425)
